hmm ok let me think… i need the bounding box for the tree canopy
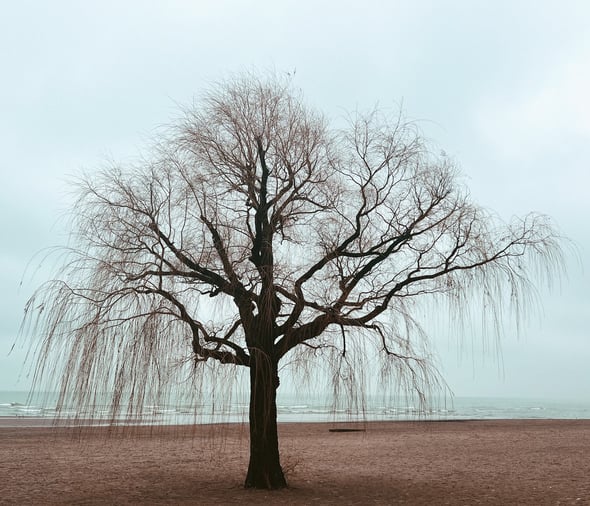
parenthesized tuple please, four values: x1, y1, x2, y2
(23, 73, 563, 488)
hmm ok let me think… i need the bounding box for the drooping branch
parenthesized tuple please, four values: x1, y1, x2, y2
(145, 287, 250, 366)
(200, 214, 244, 289)
(149, 221, 236, 297)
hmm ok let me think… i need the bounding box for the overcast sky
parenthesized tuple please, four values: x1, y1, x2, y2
(1, 0, 588, 400)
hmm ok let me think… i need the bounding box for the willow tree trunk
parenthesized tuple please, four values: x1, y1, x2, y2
(244, 349, 287, 489)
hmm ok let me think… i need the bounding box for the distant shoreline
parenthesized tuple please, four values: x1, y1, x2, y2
(3, 392, 590, 424)
(1, 415, 589, 428)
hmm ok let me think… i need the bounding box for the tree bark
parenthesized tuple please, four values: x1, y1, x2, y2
(244, 349, 287, 489)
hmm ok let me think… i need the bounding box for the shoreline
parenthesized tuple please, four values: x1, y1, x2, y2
(4, 394, 590, 423)
(2, 419, 589, 504)
(1, 414, 589, 428)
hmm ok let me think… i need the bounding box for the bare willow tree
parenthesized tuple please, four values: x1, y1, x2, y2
(23, 74, 563, 489)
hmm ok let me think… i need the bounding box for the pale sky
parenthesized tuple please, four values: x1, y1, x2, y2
(1, 0, 588, 400)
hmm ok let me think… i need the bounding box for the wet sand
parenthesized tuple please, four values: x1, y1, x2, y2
(1, 419, 589, 505)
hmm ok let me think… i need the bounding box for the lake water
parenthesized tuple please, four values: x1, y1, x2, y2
(1, 390, 589, 426)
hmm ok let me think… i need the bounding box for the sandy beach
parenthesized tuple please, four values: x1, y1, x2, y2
(1, 419, 589, 505)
